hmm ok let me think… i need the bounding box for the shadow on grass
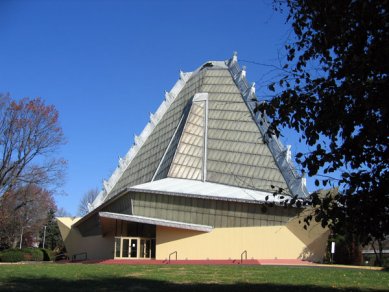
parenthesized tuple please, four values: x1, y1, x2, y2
(1, 277, 381, 292)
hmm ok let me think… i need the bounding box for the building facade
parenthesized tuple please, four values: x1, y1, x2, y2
(58, 53, 328, 262)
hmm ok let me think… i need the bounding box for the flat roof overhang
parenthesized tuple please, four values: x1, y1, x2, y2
(99, 211, 213, 233)
(75, 179, 296, 230)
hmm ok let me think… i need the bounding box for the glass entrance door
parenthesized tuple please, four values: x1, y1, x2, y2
(130, 239, 137, 258)
(140, 239, 151, 258)
(122, 238, 129, 258)
(114, 237, 155, 259)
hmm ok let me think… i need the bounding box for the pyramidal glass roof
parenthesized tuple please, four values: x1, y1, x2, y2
(88, 53, 308, 212)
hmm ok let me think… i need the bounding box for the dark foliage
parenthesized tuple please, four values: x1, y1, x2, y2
(0, 247, 53, 262)
(41, 209, 64, 251)
(0, 184, 55, 249)
(78, 188, 99, 216)
(259, 0, 388, 265)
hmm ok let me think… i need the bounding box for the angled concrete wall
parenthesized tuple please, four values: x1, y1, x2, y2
(57, 217, 114, 260)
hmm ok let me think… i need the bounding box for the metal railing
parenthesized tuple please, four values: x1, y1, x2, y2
(54, 253, 69, 261)
(168, 251, 177, 264)
(72, 252, 87, 261)
(241, 250, 247, 264)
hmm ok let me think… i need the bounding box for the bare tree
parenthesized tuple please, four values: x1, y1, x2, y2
(55, 207, 72, 217)
(0, 94, 66, 197)
(78, 188, 99, 216)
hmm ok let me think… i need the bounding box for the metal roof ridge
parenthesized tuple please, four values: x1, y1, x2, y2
(226, 52, 309, 198)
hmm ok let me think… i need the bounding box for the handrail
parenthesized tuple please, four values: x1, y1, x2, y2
(72, 252, 87, 261)
(54, 253, 69, 261)
(241, 250, 247, 264)
(168, 251, 177, 264)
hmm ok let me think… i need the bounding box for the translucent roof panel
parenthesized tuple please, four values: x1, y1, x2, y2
(152, 100, 192, 181)
(107, 71, 206, 199)
(168, 100, 205, 181)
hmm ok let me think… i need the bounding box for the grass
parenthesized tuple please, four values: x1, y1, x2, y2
(0, 263, 388, 291)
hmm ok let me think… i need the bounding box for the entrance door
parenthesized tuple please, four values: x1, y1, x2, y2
(114, 237, 155, 259)
(130, 239, 137, 258)
(122, 238, 129, 258)
(115, 238, 121, 258)
(140, 239, 151, 259)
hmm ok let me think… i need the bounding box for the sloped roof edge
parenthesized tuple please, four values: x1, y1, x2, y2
(89, 54, 308, 213)
(90, 61, 230, 211)
(89, 70, 194, 211)
(226, 52, 309, 198)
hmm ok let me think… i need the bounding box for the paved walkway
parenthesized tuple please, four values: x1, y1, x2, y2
(2, 259, 384, 270)
(70, 258, 383, 270)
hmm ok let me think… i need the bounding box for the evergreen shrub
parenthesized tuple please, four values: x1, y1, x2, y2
(0, 249, 25, 262)
(0, 248, 54, 262)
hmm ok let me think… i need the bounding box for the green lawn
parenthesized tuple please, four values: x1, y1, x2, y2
(0, 263, 388, 291)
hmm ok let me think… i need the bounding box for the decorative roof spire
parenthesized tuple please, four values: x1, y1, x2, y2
(179, 70, 185, 80)
(230, 51, 238, 65)
(149, 112, 157, 125)
(118, 157, 125, 169)
(285, 145, 292, 162)
(134, 134, 143, 146)
(103, 180, 111, 193)
(165, 90, 174, 102)
(246, 82, 256, 100)
(239, 66, 246, 81)
(250, 82, 256, 94)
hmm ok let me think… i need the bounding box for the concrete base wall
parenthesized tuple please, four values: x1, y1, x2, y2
(156, 221, 328, 262)
(57, 217, 114, 260)
(58, 213, 328, 262)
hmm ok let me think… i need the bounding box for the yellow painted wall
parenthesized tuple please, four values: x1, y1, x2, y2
(58, 212, 328, 262)
(57, 217, 114, 260)
(156, 222, 328, 262)
(286, 208, 330, 260)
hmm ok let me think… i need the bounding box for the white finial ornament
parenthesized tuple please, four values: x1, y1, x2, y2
(119, 157, 125, 169)
(103, 180, 110, 192)
(165, 90, 174, 102)
(286, 145, 292, 162)
(149, 112, 157, 125)
(231, 51, 238, 63)
(239, 66, 246, 80)
(301, 172, 307, 188)
(134, 134, 142, 145)
(250, 82, 256, 95)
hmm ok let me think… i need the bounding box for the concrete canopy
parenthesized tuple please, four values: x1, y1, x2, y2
(99, 212, 213, 233)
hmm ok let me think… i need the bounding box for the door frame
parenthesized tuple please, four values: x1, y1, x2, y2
(114, 236, 155, 259)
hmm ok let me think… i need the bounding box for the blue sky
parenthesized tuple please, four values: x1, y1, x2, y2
(1, 0, 310, 215)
